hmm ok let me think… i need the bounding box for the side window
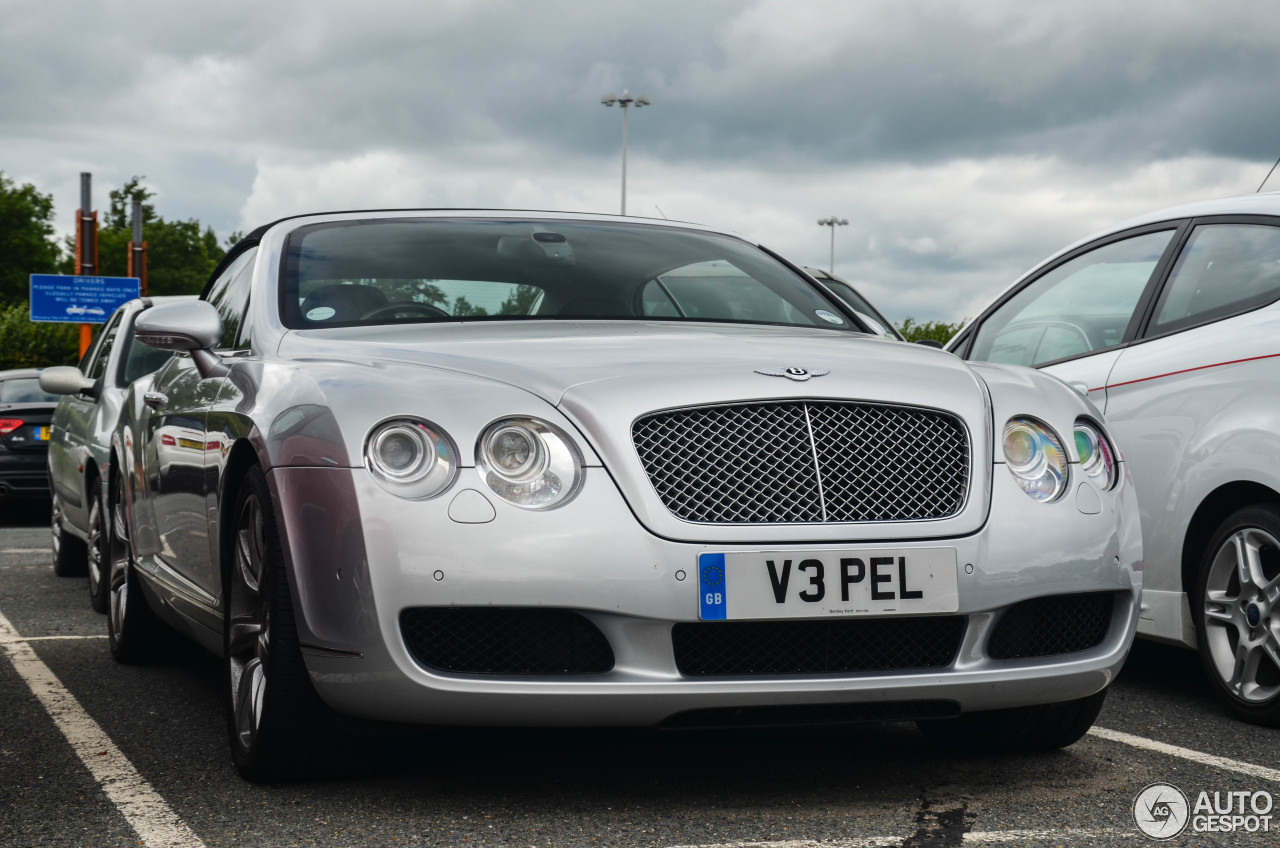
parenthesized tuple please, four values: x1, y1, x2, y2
(119, 334, 174, 385)
(1147, 224, 1280, 336)
(79, 311, 121, 374)
(204, 247, 258, 350)
(84, 313, 122, 381)
(969, 230, 1175, 367)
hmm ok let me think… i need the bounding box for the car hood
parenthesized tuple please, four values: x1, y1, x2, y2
(281, 321, 982, 406)
(280, 321, 994, 543)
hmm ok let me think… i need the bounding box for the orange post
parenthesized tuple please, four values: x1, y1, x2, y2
(73, 207, 99, 358)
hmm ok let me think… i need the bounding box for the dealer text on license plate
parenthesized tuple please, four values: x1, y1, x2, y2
(697, 548, 959, 620)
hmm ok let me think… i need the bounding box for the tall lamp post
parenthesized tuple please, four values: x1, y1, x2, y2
(817, 216, 849, 274)
(600, 90, 651, 215)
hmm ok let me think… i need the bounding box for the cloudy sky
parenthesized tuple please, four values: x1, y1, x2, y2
(3, 0, 1278, 323)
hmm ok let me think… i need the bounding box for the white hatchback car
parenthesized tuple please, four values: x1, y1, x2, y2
(949, 193, 1280, 724)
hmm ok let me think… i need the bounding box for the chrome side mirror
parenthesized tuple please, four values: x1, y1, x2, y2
(134, 301, 228, 378)
(39, 366, 99, 399)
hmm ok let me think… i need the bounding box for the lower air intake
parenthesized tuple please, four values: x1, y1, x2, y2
(400, 608, 614, 674)
(987, 592, 1115, 660)
(673, 616, 966, 676)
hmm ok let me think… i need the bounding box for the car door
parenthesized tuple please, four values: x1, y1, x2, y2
(50, 310, 122, 522)
(1102, 219, 1280, 624)
(135, 248, 256, 598)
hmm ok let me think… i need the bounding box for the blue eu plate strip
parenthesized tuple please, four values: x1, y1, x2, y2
(698, 553, 727, 620)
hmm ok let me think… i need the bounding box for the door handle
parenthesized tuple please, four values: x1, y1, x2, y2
(143, 392, 169, 409)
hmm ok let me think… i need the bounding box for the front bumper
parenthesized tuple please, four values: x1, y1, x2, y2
(268, 461, 1142, 726)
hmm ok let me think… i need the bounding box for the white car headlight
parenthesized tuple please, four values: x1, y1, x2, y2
(365, 418, 459, 499)
(1074, 419, 1117, 491)
(1002, 417, 1068, 502)
(477, 417, 583, 509)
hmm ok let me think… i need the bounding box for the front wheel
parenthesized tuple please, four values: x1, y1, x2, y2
(106, 475, 163, 663)
(1194, 504, 1280, 725)
(87, 486, 110, 613)
(225, 466, 335, 782)
(917, 689, 1107, 754)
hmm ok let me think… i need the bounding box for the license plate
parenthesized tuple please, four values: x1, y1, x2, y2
(697, 548, 959, 620)
(34, 426, 50, 441)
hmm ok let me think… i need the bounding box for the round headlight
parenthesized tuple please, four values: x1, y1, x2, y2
(1002, 417, 1068, 502)
(1074, 420, 1117, 490)
(365, 418, 458, 499)
(477, 417, 583, 509)
(484, 424, 547, 481)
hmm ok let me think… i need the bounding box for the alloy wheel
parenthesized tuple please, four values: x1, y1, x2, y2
(1202, 526, 1280, 704)
(108, 480, 131, 645)
(50, 494, 63, 558)
(227, 492, 271, 753)
(87, 493, 105, 607)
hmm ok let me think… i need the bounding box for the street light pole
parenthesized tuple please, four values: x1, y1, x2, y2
(600, 90, 651, 216)
(817, 216, 849, 274)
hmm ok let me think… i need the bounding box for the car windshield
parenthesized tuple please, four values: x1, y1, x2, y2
(0, 378, 59, 403)
(821, 279, 899, 338)
(281, 219, 854, 331)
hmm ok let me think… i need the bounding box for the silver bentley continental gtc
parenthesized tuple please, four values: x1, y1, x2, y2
(108, 211, 1142, 780)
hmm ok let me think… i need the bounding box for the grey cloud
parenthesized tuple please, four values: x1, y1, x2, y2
(4, 0, 1279, 325)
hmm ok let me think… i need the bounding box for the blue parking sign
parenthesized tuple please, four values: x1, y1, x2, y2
(29, 274, 140, 323)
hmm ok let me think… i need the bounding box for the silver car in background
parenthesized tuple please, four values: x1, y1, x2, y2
(949, 193, 1280, 724)
(109, 211, 1140, 780)
(40, 297, 190, 610)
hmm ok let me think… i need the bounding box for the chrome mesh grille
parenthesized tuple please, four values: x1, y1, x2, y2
(632, 401, 969, 524)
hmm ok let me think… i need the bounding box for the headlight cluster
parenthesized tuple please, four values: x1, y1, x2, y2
(1074, 419, 1117, 491)
(477, 417, 583, 509)
(365, 415, 584, 509)
(1002, 417, 1068, 502)
(1002, 416, 1118, 502)
(365, 418, 459, 499)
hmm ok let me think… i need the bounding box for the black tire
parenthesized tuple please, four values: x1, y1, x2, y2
(224, 465, 336, 782)
(107, 474, 164, 663)
(87, 484, 110, 613)
(1193, 503, 1280, 726)
(918, 688, 1107, 754)
(51, 491, 88, 577)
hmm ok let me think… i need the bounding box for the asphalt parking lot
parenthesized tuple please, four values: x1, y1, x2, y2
(3, 504, 1280, 847)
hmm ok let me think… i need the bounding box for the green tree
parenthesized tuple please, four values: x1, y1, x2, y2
(64, 176, 226, 296)
(452, 295, 488, 317)
(0, 173, 62, 306)
(498, 284, 540, 315)
(0, 303, 78, 370)
(896, 317, 965, 345)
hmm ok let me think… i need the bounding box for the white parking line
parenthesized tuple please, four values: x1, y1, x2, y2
(0, 634, 107, 644)
(1088, 726, 1280, 782)
(0, 608, 207, 848)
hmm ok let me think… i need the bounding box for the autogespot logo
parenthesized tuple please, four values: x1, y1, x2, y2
(1134, 783, 1190, 839)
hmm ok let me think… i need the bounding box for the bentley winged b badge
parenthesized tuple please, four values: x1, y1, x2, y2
(754, 366, 831, 382)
